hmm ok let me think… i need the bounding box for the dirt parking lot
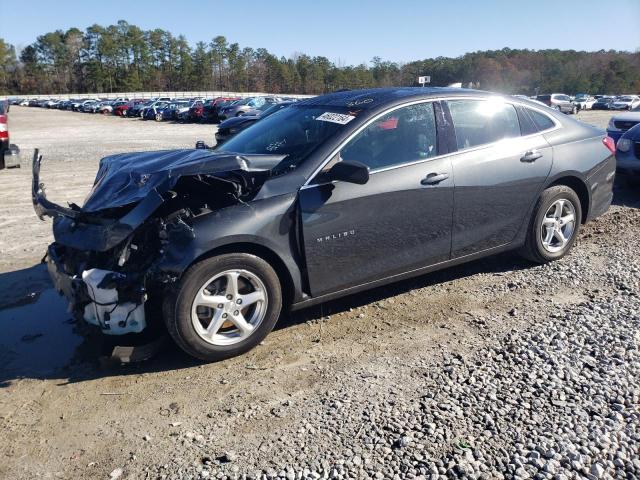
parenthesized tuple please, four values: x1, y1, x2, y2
(0, 107, 638, 479)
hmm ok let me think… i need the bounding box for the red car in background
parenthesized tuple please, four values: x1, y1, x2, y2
(114, 99, 145, 117)
(201, 97, 242, 123)
(180, 97, 240, 123)
(0, 100, 9, 169)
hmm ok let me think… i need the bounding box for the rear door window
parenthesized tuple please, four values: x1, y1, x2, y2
(447, 99, 521, 150)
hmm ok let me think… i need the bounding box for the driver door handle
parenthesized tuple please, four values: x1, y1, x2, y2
(421, 172, 450, 185)
(521, 149, 543, 163)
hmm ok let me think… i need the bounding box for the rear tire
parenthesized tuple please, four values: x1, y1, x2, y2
(165, 253, 282, 362)
(521, 185, 582, 264)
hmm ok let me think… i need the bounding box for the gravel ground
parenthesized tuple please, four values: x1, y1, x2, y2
(0, 106, 639, 480)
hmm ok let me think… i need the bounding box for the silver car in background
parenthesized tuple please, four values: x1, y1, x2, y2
(218, 96, 282, 120)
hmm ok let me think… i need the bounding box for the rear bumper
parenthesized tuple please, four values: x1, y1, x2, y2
(587, 155, 616, 221)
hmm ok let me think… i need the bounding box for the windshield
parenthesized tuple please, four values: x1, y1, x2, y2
(216, 105, 356, 175)
(618, 96, 634, 101)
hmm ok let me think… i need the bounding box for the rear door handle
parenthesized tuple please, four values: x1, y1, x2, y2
(421, 172, 450, 185)
(521, 150, 543, 162)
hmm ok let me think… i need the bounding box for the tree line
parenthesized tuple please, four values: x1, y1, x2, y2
(1, 20, 639, 96)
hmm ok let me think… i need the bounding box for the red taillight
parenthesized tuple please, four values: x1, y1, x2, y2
(602, 136, 616, 154)
(0, 114, 8, 140)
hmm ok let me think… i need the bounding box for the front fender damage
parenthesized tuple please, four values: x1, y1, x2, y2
(33, 148, 280, 335)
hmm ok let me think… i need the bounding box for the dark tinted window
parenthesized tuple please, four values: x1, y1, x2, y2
(516, 106, 538, 136)
(341, 102, 437, 170)
(526, 108, 555, 131)
(537, 95, 551, 102)
(448, 100, 521, 149)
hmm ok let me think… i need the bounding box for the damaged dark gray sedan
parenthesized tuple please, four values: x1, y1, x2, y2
(33, 88, 616, 361)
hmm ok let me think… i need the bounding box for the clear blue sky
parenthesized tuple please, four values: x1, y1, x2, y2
(1, 0, 638, 65)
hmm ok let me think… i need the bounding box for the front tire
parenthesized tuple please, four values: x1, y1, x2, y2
(521, 185, 582, 263)
(165, 253, 282, 361)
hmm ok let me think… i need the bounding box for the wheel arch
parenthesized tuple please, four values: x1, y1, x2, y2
(546, 175, 590, 223)
(186, 242, 297, 309)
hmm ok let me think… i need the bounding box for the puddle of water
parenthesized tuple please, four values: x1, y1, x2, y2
(0, 289, 85, 378)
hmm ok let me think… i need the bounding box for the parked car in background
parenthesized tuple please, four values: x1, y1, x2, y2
(34, 88, 615, 361)
(172, 99, 202, 122)
(607, 106, 640, 143)
(592, 97, 616, 110)
(59, 99, 76, 110)
(573, 94, 596, 111)
(82, 100, 101, 113)
(115, 99, 143, 117)
(182, 99, 211, 122)
(161, 100, 192, 121)
(71, 99, 93, 111)
(127, 100, 153, 117)
(87, 100, 113, 113)
(0, 99, 8, 168)
(218, 96, 282, 120)
(81, 100, 100, 112)
(536, 94, 577, 114)
(615, 122, 640, 180)
(200, 97, 241, 123)
(142, 101, 170, 120)
(611, 95, 640, 111)
(106, 101, 128, 115)
(214, 101, 294, 145)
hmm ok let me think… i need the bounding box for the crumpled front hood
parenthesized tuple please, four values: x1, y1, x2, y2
(82, 149, 284, 212)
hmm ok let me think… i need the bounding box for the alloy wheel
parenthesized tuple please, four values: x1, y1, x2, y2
(540, 199, 576, 253)
(190, 269, 268, 346)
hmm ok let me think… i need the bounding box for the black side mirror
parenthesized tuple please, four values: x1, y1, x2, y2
(327, 160, 370, 185)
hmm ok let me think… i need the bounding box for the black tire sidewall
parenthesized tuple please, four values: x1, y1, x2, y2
(166, 253, 282, 361)
(531, 186, 582, 262)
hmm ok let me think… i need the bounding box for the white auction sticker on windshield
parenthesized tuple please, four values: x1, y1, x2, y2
(315, 112, 355, 125)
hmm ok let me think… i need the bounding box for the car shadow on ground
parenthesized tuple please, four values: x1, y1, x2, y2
(0, 250, 532, 388)
(1, 180, 634, 388)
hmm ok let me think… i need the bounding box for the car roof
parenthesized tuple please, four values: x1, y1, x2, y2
(296, 87, 491, 110)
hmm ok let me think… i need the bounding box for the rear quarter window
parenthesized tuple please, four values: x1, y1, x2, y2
(526, 108, 556, 132)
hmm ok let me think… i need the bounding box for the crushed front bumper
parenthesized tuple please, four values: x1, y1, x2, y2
(47, 244, 147, 335)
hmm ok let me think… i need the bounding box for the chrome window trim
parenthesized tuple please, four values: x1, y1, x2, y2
(302, 96, 561, 188)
